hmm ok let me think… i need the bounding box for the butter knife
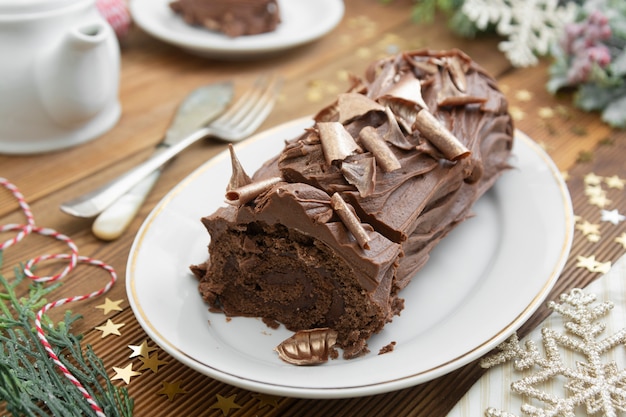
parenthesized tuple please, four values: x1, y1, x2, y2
(91, 81, 234, 240)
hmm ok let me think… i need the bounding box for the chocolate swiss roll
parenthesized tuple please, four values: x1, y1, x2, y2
(191, 49, 514, 361)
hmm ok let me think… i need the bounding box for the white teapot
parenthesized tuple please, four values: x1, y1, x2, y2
(0, 0, 121, 154)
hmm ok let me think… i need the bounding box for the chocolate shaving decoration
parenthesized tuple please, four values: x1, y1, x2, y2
(337, 93, 384, 124)
(318, 122, 362, 165)
(381, 106, 414, 150)
(330, 193, 371, 249)
(444, 55, 469, 92)
(314, 102, 339, 123)
(380, 99, 416, 132)
(341, 157, 376, 197)
(378, 72, 428, 110)
(437, 69, 486, 107)
(406, 56, 439, 75)
(227, 144, 252, 191)
(225, 176, 282, 206)
(365, 58, 398, 98)
(414, 110, 470, 161)
(359, 126, 401, 172)
(275, 328, 338, 366)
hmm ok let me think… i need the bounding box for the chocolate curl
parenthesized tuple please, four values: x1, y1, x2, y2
(341, 157, 376, 197)
(376, 73, 428, 132)
(275, 328, 338, 366)
(227, 144, 252, 191)
(382, 106, 414, 150)
(405, 53, 439, 75)
(337, 93, 384, 124)
(359, 126, 401, 172)
(414, 110, 470, 161)
(384, 101, 416, 132)
(437, 69, 486, 107)
(365, 58, 397, 98)
(443, 55, 469, 92)
(330, 193, 371, 250)
(225, 176, 282, 206)
(318, 122, 362, 165)
(378, 72, 428, 110)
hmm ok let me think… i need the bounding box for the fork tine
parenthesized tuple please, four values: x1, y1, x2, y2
(212, 75, 272, 127)
(232, 74, 281, 135)
(209, 74, 281, 142)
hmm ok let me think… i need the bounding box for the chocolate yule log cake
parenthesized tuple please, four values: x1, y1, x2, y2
(191, 49, 514, 362)
(169, 0, 280, 38)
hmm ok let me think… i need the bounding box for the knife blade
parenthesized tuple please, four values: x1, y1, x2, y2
(92, 81, 234, 241)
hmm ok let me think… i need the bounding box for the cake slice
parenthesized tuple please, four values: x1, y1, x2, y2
(169, 0, 280, 37)
(191, 49, 514, 360)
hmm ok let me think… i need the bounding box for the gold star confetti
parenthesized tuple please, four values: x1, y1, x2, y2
(537, 141, 552, 153)
(138, 353, 168, 373)
(95, 298, 123, 315)
(594, 260, 612, 274)
(615, 233, 626, 249)
(128, 340, 158, 358)
(156, 380, 187, 402)
(555, 104, 571, 119)
(210, 394, 242, 416)
(586, 234, 601, 243)
(601, 209, 625, 225)
(538, 107, 555, 119)
(347, 15, 377, 32)
(605, 175, 625, 190)
(599, 136, 615, 146)
(575, 220, 600, 236)
(306, 89, 323, 102)
(356, 47, 372, 59)
(584, 185, 605, 198)
(576, 255, 599, 272)
(336, 69, 350, 82)
(589, 193, 612, 208)
(584, 172, 603, 186)
(577, 150, 594, 163)
(570, 125, 588, 136)
(95, 319, 124, 338)
(509, 106, 525, 121)
(253, 393, 281, 409)
(575, 255, 611, 273)
(112, 364, 141, 384)
(514, 89, 533, 101)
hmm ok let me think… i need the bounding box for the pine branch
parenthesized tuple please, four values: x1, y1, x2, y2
(0, 258, 134, 417)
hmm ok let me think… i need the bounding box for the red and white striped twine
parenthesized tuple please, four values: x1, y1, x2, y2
(96, 0, 131, 40)
(0, 178, 117, 417)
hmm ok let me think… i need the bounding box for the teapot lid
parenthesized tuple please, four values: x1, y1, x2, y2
(0, 0, 90, 15)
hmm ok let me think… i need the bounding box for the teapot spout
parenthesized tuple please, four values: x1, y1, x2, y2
(36, 20, 120, 127)
(69, 22, 109, 51)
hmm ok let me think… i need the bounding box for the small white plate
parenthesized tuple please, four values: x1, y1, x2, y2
(129, 0, 345, 59)
(127, 118, 574, 398)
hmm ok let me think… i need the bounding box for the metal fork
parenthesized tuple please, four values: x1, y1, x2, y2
(60, 74, 281, 218)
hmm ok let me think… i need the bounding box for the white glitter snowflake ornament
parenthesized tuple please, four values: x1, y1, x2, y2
(481, 288, 626, 417)
(460, 0, 577, 67)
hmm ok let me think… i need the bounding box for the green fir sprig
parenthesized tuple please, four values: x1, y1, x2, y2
(0, 253, 133, 417)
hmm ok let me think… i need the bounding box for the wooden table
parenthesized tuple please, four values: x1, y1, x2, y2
(1, 0, 625, 415)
